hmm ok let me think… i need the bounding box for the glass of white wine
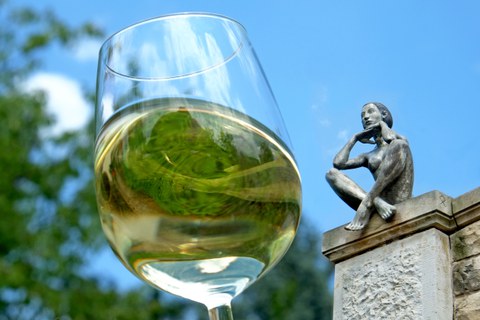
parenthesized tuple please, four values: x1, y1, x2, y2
(94, 13, 301, 319)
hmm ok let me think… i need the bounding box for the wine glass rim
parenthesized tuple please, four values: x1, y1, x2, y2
(99, 12, 247, 81)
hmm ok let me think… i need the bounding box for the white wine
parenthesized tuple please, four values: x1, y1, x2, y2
(94, 98, 301, 308)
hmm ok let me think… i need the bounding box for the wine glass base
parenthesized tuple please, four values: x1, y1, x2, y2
(138, 256, 264, 309)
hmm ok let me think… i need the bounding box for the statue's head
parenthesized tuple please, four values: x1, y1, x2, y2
(361, 102, 393, 129)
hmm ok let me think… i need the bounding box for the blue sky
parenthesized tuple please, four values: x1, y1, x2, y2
(16, 0, 480, 288)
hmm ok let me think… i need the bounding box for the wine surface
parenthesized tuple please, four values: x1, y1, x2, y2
(94, 98, 301, 307)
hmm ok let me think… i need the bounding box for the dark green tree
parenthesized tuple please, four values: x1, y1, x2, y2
(189, 219, 334, 320)
(233, 220, 333, 320)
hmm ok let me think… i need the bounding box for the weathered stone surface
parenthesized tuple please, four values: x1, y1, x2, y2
(337, 245, 422, 319)
(452, 187, 480, 228)
(333, 229, 452, 320)
(323, 187, 480, 320)
(453, 255, 480, 296)
(455, 291, 480, 320)
(452, 186, 480, 213)
(451, 220, 480, 261)
(323, 190, 454, 263)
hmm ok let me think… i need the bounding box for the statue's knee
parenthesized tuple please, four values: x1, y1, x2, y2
(326, 168, 339, 183)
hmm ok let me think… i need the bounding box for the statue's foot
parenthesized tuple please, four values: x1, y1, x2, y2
(373, 197, 396, 220)
(345, 221, 364, 231)
(345, 202, 372, 231)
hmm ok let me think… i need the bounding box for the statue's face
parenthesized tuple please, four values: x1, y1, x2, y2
(361, 103, 383, 129)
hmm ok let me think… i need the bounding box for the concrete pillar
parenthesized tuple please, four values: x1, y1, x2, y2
(322, 190, 456, 319)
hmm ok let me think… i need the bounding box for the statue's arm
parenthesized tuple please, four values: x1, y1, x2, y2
(333, 136, 367, 170)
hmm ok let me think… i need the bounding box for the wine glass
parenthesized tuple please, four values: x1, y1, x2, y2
(94, 13, 301, 319)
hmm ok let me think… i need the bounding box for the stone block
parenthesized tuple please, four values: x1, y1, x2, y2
(453, 255, 480, 296)
(450, 220, 480, 261)
(454, 291, 480, 320)
(333, 229, 452, 320)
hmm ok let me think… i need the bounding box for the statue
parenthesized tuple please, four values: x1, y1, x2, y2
(326, 102, 414, 231)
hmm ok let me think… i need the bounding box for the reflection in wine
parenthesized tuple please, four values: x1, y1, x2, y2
(94, 98, 301, 308)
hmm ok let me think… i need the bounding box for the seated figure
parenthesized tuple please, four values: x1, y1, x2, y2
(326, 102, 414, 231)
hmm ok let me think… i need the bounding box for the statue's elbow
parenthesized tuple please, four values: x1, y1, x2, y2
(333, 162, 344, 170)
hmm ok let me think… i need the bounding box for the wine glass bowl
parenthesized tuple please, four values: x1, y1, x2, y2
(94, 13, 301, 318)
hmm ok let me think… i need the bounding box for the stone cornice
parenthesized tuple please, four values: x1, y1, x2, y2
(452, 187, 480, 228)
(322, 187, 480, 263)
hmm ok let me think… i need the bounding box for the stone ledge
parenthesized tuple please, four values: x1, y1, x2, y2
(452, 187, 480, 227)
(323, 190, 455, 263)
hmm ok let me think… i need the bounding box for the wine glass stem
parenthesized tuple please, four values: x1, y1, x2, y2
(208, 304, 234, 320)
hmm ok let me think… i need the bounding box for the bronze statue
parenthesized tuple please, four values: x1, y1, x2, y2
(326, 102, 414, 231)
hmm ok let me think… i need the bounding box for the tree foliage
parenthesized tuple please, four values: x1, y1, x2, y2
(234, 221, 333, 320)
(0, 1, 333, 318)
(0, 2, 186, 318)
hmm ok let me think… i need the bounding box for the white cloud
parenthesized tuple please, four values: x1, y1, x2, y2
(24, 73, 91, 136)
(313, 85, 328, 105)
(73, 39, 102, 62)
(311, 86, 330, 128)
(337, 129, 349, 141)
(474, 61, 480, 74)
(318, 118, 331, 128)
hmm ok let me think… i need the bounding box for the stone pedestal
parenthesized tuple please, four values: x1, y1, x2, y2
(322, 187, 480, 320)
